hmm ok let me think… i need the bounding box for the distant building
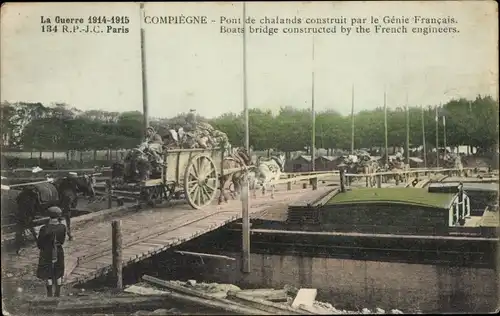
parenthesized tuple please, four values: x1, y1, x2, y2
(315, 155, 341, 171)
(284, 155, 312, 173)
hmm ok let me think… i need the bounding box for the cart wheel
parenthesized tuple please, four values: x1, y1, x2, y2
(184, 154, 219, 209)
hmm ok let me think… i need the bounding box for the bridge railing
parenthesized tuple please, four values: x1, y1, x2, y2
(343, 167, 478, 188)
(262, 167, 483, 192)
(344, 167, 475, 178)
(1, 167, 112, 174)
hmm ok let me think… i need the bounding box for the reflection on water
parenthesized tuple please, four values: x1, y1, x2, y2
(144, 250, 498, 314)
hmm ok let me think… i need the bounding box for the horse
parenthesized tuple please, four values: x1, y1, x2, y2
(358, 156, 380, 187)
(14, 173, 96, 254)
(443, 154, 464, 176)
(252, 153, 286, 199)
(387, 159, 409, 184)
(218, 147, 253, 204)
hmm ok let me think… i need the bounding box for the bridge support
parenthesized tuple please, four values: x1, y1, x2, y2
(106, 180, 113, 209)
(241, 176, 251, 274)
(340, 169, 346, 193)
(376, 175, 382, 188)
(112, 220, 123, 290)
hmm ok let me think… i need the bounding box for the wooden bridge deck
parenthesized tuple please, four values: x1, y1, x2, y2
(1, 183, 327, 287)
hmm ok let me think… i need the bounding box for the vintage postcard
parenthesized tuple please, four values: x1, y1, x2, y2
(1, 1, 498, 315)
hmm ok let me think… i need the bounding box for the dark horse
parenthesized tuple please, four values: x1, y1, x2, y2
(14, 174, 96, 254)
(218, 147, 253, 204)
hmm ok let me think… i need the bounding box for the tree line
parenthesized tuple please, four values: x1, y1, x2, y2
(0, 95, 497, 154)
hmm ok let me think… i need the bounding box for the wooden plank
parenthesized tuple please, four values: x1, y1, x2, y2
(147, 236, 178, 244)
(237, 289, 288, 302)
(129, 243, 157, 254)
(78, 210, 220, 263)
(64, 256, 79, 280)
(291, 289, 317, 308)
(172, 226, 200, 237)
(138, 241, 165, 247)
(122, 249, 140, 260)
(124, 284, 170, 295)
(92, 255, 113, 265)
(227, 291, 307, 315)
(141, 275, 269, 315)
(72, 267, 97, 274)
(127, 244, 157, 256)
(175, 250, 236, 261)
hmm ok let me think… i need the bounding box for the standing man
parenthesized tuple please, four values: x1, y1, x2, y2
(36, 206, 67, 297)
(144, 126, 164, 165)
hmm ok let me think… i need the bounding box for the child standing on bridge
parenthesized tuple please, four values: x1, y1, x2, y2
(36, 206, 67, 297)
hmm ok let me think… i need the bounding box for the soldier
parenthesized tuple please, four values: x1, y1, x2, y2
(36, 206, 66, 297)
(163, 129, 179, 149)
(184, 109, 198, 133)
(144, 126, 164, 165)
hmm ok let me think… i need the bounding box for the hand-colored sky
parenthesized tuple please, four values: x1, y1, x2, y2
(1, 1, 497, 118)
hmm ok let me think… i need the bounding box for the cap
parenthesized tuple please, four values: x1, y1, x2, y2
(47, 206, 63, 218)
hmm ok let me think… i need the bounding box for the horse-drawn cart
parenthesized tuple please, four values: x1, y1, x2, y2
(114, 148, 248, 209)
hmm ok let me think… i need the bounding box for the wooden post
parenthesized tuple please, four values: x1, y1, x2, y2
(106, 179, 113, 209)
(376, 175, 382, 188)
(457, 183, 464, 225)
(311, 177, 318, 190)
(340, 169, 346, 193)
(241, 174, 250, 274)
(302, 183, 307, 189)
(287, 174, 292, 190)
(112, 220, 123, 290)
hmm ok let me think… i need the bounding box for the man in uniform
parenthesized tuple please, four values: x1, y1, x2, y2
(144, 126, 164, 165)
(36, 206, 67, 297)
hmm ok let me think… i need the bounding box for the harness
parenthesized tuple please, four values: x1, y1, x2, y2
(267, 157, 283, 173)
(24, 182, 59, 206)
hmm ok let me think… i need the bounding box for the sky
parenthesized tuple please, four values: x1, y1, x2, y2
(1, 1, 498, 118)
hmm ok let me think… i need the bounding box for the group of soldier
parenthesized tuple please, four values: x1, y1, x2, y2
(341, 150, 463, 173)
(142, 109, 230, 167)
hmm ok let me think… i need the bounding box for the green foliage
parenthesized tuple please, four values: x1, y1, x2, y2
(0, 95, 497, 152)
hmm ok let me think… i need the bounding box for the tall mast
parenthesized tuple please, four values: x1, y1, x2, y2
(405, 92, 410, 165)
(311, 35, 316, 171)
(350, 84, 355, 154)
(139, 3, 149, 131)
(384, 88, 388, 166)
(435, 104, 439, 168)
(241, 1, 250, 274)
(421, 105, 427, 168)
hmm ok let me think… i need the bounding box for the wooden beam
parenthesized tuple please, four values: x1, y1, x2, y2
(226, 291, 310, 315)
(241, 174, 251, 273)
(174, 250, 235, 261)
(112, 220, 123, 290)
(248, 228, 499, 242)
(141, 275, 270, 315)
(233, 289, 288, 302)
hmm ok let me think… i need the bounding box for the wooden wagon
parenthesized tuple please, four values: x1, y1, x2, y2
(118, 148, 246, 209)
